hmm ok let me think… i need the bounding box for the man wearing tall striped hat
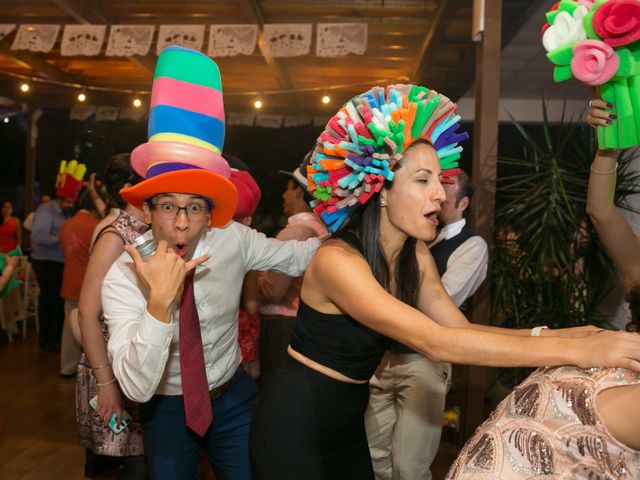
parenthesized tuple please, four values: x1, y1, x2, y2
(101, 46, 319, 479)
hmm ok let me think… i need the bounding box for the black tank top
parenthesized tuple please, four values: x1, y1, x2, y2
(290, 299, 390, 381)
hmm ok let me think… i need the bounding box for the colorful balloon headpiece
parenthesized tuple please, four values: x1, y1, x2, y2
(120, 46, 238, 227)
(542, 0, 640, 148)
(306, 84, 468, 232)
(55, 160, 87, 200)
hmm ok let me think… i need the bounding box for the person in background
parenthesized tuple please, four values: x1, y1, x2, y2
(0, 200, 22, 253)
(366, 168, 488, 480)
(31, 161, 86, 352)
(230, 168, 263, 379)
(59, 188, 102, 378)
(257, 154, 328, 387)
(76, 153, 148, 479)
(23, 194, 51, 232)
(0, 199, 24, 337)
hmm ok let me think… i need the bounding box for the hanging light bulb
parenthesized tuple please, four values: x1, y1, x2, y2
(322, 95, 331, 104)
(133, 98, 142, 108)
(77, 92, 87, 102)
(254, 99, 263, 109)
(2, 117, 9, 124)
(20, 83, 30, 93)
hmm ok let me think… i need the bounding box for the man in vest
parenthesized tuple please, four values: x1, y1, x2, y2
(365, 169, 488, 480)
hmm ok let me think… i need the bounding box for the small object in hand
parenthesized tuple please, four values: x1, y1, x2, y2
(89, 395, 131, 435)
(132, 234, 157, 261)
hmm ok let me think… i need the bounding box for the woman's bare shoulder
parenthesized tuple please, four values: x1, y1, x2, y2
(312, 238, 367, 264)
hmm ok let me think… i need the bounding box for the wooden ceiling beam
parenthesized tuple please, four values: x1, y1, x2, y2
(411, 0, 457, 85)
(0, 38, 81, 85)
(233, 0, 301, 112)
(51, 0, 156, 72)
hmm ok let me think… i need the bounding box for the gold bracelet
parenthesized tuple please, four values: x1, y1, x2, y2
(96, 378, 117, 388)
(590, 162, 618, 175)
(91, 363, 111, 370)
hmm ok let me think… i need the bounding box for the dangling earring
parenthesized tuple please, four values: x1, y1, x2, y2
(380, 197, 387, 207)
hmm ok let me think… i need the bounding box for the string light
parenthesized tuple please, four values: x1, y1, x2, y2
(2, 72, 411, 108)
(77, 92, 87, 102)
(2, 117, 9, 124)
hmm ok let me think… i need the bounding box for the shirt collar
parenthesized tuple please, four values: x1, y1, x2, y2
(433, 218, 466, 244)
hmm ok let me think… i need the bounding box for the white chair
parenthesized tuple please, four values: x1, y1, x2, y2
(21, 258, 40, 335)
(9, 257, 40, 341)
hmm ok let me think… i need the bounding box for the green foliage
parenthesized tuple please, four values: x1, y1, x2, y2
(491, 101, 640, 387)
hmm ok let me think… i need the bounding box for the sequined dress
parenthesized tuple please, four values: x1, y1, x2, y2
(447, 366, 640, 479)
(76, 210, 149, 456)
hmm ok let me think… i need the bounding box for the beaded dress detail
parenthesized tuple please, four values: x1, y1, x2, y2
(448, 291, 640, 480)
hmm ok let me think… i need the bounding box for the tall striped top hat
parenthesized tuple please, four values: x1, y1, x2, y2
(120, 46, 238, 227)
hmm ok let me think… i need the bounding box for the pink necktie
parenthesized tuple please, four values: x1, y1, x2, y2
(179, 271, 212, 437)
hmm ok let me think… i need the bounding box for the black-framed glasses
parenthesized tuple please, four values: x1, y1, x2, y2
(149, 202, 210, 219)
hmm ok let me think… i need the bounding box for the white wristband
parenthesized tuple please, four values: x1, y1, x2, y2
(531, 326, 549, 337)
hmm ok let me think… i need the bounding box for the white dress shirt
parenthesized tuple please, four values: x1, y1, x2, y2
(102, 221, 320, 402)
(430, 218, 488, 307)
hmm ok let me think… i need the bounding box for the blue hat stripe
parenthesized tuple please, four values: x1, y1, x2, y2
(148, 105, 225, 149)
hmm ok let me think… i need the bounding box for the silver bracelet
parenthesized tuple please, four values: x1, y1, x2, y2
(96, 378, 117, 388)
(590, 162, 618, 175)
(531, 326, 549, 337)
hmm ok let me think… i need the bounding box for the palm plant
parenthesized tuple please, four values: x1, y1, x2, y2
(491, 102, 640, 388)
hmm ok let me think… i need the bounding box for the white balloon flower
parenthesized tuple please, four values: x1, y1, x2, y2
(542, 6, 589, 52)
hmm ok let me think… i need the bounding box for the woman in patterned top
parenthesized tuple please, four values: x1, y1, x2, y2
(76, 154, 149, 478)
(447, 99, 640, 480)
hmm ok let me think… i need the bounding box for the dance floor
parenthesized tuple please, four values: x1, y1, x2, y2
(0, 328, 459, 479)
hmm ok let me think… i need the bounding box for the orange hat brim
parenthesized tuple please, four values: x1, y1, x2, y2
(120, 170, 238, 227)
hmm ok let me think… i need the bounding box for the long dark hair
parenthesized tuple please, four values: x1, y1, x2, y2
(332, 140, 434, 308)
(103, 153, 142, 209)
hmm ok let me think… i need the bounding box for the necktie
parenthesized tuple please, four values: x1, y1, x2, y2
(179, 271, 212, 437)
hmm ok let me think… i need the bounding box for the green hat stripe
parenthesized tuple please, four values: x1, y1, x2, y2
(154, 49, 222, 91)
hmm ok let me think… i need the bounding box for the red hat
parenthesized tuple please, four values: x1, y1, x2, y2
(55, 160, 86, 200)
(230, 170, 261, 221)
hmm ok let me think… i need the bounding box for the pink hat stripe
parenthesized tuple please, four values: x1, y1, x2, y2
(150, 76, 224, 120)
(131, 141, 231, 178)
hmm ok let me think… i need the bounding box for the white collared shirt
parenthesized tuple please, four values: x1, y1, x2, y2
(431, 218, 488, 307)
(102, 221, 320, 402)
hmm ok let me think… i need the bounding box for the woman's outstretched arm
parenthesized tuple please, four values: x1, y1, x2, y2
(303, 241, 640, 372)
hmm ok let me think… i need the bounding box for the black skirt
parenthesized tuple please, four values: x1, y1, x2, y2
(250, 356, 374, 480)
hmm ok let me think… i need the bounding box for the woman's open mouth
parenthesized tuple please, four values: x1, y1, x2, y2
(424, 211, 439, 227)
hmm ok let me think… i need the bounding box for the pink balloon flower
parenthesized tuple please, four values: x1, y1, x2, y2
(571, 40, 620, 86)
